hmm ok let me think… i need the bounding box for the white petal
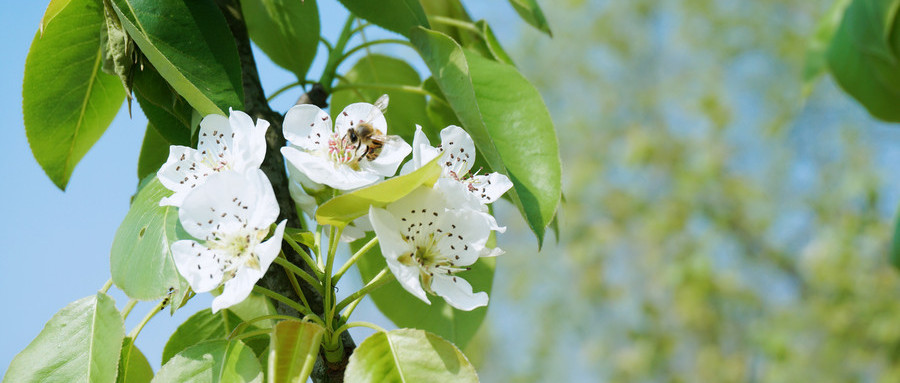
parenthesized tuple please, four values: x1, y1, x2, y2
(244, 169, 280, 231)
(282, 147, 381, 190)
(212, 265, 262, 313)
(229, 109, 268, 172)
(430, 274, 488, 311)
(157, 146, 214, 207)
(283, 104, 333, 151)
(468, 173, 513, 204)
(335, 102, 387, 136)
(197, 114, 235, 165)
(340, 215, 373, 243)
(385, 187, 448, 242)
(400, 125, 442, 176)
(435, 178, 484, 212)
(358, 137, 411, 177)
(172, 240, 225, 293)
(178, 171, 265, 240)
(480, 247, 505, 257)
(369, 206, 429, 303)
(286, 156, 326, 193)
(288, 180, 318, 218)
(254, 220, 287, 272)
(439, 126, 476, 176)
(388, 259, 431, 305)
(433, 208, 491, 267)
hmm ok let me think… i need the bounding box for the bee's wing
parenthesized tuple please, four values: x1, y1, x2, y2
(362, 94, 390, 124)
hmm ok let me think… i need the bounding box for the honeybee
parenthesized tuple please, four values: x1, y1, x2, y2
(344, 94, 404, 163)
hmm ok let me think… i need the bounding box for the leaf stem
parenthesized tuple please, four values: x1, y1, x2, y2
(267, 79, 315, 102)
(121, 299, 138, 320)
(340, 39, 413, 63)
(228, 314, 303, 340)
(333, 236, 378, 284)
(324, 226, 342, 330)
(428, 15, 484, 36)
(330, 83, 440, 99)
(230, 328, 272, 342)
(277, 252, 314, 312)
(100, 279, 113, 294)
(335, 268, 394, 314)
(253, 285, 313, 317)
(319, 15, 357, 93)
(128, 298, 167, 340)
(331, 321, 385, 344)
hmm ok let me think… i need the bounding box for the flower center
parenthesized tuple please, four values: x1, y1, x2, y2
(327, 133, 360, 167)
(210, 230, 264, 274)
(397, 235, 469, 292)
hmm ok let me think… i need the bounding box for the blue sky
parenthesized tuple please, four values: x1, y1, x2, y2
(0, 0, 507, 373)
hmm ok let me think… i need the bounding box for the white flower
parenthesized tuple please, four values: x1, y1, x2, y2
(280, 102, 411, 191)
(368, 187, 503, 311)
(171, 169, 287, 313)
(401, 125, 513, 205)
(158, 109, 268, 207)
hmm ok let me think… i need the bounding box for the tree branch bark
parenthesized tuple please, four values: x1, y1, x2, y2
(213, 1, 353, 381)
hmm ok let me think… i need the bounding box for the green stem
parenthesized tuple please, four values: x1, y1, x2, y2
(331, 83, 440, 99)
(348, 20, 370, 37)
(100, 279, 113, 294)
(121, 299, 138, 320)
(335, 268, 394, 314)
(283, 234, 322, 279)
(253, 285, 312, 317)
(340, 39, 413, 62)
(267, 80, 314, 102)
(230, 328, 272, 342)
(319, 36, 334, 53)
(319, 15, 357, 93)
(333, 236, 378, 284)
(228, 314, 303, 340)
(339, 295, 364, 322)
(277, 253, 314, 312)
(429, 15, 483, 36)
(316, 226, 325, 271)
(324, 226, 342, 330)
(128, 299, 167, 339)
(331, 321, 385, 344)
(274, 255, 324, 295)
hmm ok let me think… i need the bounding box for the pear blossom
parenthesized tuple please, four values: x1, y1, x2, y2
(368, 186, 503, 311)
(171, 169, 286, 313)
(401, 125, 513, 205)
(280, 100, 411, 191)
(158, 110, 269, 207)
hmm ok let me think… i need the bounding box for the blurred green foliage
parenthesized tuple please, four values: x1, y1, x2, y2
(470, 0, 900, 381)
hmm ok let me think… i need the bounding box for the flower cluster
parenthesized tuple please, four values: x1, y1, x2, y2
(158, 110, 285, 313)
(159, 96, 509, 312)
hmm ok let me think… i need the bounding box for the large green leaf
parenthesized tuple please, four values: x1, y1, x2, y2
(40, 0, 74, 34)
(137, 124, 171, 180)
(411, 28, 561, 246)
(267, 320, 325, 383)
(117, 337, 154, 383)
(24, 0, 125, 190)
(110, 177, 189, 300)
(315, 157, 442, 227)
(825, 0, 900, 121)
(4, 293, 124, 383)
(507, 0, 552, 36)
(344, 329, 478, 382)
(242, 0, 319, 79)
(354, 233, 494, 349)
(336, 0, 429, 37)
(153, 340, 263, 383)
(132, 65, 194, 145)
(108, 0, 243, 115)
(330, 54, 431, 143)
(803, 0, 852, 95)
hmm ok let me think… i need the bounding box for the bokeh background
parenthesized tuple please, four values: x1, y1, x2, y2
(5, 0, 900, 382)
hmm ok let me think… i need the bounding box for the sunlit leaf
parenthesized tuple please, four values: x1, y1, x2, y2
(153, 340, 263, 383)
(268, 320, 324, 383)
(137, 124, 171, 180)
(336, 0, 429, 37)
(242, 0, 319, 79)
(803, 0, 851, 95)
(4, 293, 124, 383)
(508, 0, 552, 36)
(117, 337, 154, 383)
(24, 0, 125, 190)
(344, 329, 478, 382)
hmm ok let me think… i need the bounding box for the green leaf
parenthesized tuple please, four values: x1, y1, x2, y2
(153, 340, 263, 383)
(419, 0, 475, 43)
(137, 124, 171, 180)
(132, 65, 194, 145)
(476, 20, 515, 66)
(242, 0, 319, 79)
(110, 177, 189, 300)
(344, 329, 478, 382)
(507, 0, 552, 36)
(825, 0, 900, 121)
(336, 0, 429, 37)
(354, 233, 494, 349)
(803, 0, 852, 95)
(24, 0, 125, 190)
(4, 293, 124, 383)
(411, 28, 561, 246)
(40, 0, 73, 34)
(108, 0, 243, 115)
(162, 308, 243, 365)
(117, 337, 154, 383)
(315, 157, 442, 227)
(890, 208, 900, 269)
(267, 320, 325, 383)
(285, 228, 317, 249)
(330, 54, 431, 143)
(422, 77, 461, 135)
